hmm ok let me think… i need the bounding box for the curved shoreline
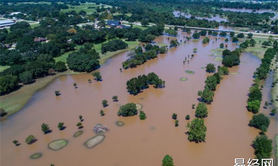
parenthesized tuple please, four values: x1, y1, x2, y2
(0, 48, 135, 119)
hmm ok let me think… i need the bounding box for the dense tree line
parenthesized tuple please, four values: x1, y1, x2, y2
(101, 39, 128, 54)
(222, 49, 241, 67)
(122, 44, 166, 69)
(67, 45, 100, 72)
(126, 72, 165, 95)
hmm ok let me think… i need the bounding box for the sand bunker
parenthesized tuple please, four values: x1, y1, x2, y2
(84, 135, 105, 149)
(115, 121, 125, 127)
(30, 152, 42, 159)
(73, 130, 84, 138)
(48, 139, 68, 151)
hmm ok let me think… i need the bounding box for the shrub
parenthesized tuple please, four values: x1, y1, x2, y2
(139, 111, 146, 120)
(172, 113, 177, 120)
(25, 135, 36, 144)
(102, 100, 108, 107)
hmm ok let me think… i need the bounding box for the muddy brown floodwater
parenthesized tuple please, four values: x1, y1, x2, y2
(1, 32, 277, 166)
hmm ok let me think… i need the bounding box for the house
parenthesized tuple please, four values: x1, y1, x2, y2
(0, 19, 16, 28)
(34, 37, 47, 42)
(107, 20, 121, 27)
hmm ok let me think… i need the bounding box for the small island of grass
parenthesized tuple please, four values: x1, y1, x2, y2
(48, 139, 69, 151)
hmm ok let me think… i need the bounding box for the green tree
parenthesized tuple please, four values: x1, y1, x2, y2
(41, 123, 50, 134)
(162, 154, 174, 166)
(139, 111, 146, 120)
(172, 113, 177, 120)
(112, 96, 118, 102)
(185, 115, 190, 120)
(58, 122, 65, 130)
(0, 75, 19, 95)
(195, 103, 208, 118)
(247, 100, 261, 114)
(100, 110, 105, 116)
(206, 63, 216, 73)
(93, 72, 102, 81)
(249, 113, 270, 132)
(252, 135, 272, 160)
(118, 103, 138, 117)
(25, 135, 36, 144)
(54, 61, 67, 72)
(187, 118, 207, 143)
(19, 71, 34, 84)
(200, 88, 214, 104)
(102, 100, 108, 107)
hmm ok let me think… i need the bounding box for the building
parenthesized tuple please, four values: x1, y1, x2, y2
(106, 20, 121, 27)
(0, 19, 16, 28)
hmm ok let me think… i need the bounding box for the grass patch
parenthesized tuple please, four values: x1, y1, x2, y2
(185, 70, 195, 74)
(62, 3, 98, 15)
(0, 65, 10, 72)
(30, 152, 42, 159)
(244, 38, 268, 59)
(48, 139, 68, 151)
(0, 71, 76, 117)
(214, 56, 223, 62)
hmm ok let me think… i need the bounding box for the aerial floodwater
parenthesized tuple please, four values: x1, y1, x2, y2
(1, 32, 277, 166)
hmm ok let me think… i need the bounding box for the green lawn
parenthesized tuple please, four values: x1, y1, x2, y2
(61, 2, 111, 15)
(244, 38, 268, 59)
(0, 65, 10, 72)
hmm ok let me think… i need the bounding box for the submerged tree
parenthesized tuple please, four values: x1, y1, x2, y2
(41, 123, 51, 134)
(139, 111, 146, 120)
(206, 63, 216, 73)
(195, 102, 208, 118)
(57, 122, 65, 130)
(102, 100, 108, 107)
(162, 154, 174, 166)
(187, 118, 207, 143)
(118, 103, 137, 117)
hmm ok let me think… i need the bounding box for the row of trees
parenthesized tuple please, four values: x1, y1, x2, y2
(244, 47, 276, 161)
(101, 39, 128, 54)
(122, 45, 167, 69)
(126, 72, 165, 95)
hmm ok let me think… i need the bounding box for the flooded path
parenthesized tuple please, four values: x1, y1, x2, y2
(0, 33, 276, 166)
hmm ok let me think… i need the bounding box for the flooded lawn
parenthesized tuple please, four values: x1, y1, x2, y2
(0, 32, 276, 166)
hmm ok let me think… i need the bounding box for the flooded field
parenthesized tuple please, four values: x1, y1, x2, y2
(1, 32, 277, 166)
